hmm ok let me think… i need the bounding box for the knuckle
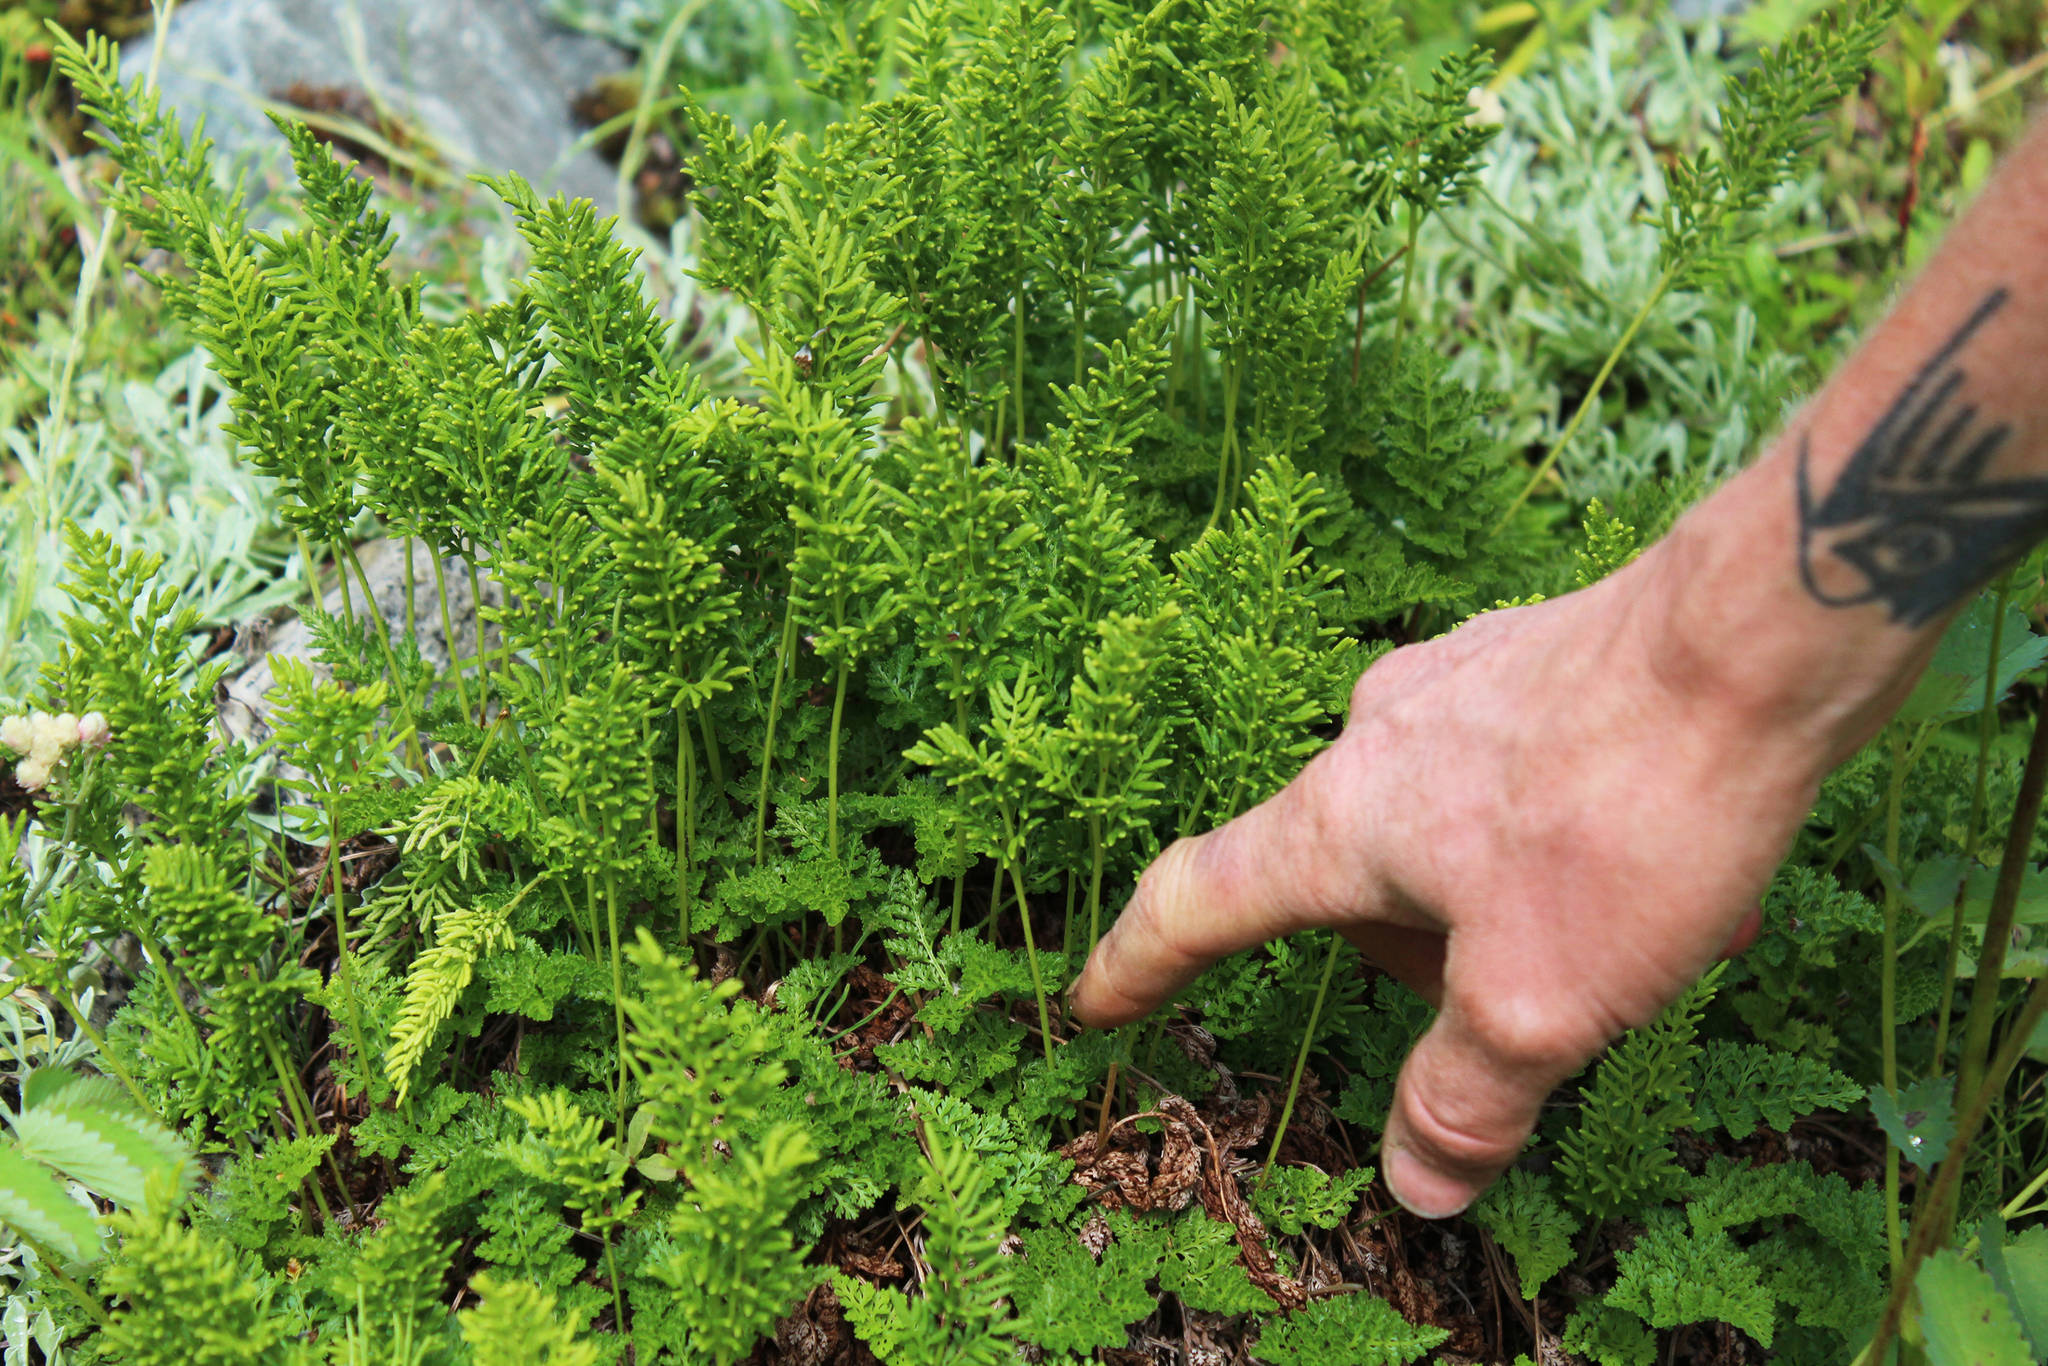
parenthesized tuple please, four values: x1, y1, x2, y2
(1461, 990, 1599, 1078)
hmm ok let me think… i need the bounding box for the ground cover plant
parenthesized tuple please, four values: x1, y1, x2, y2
(0, 1, 2046, 1363)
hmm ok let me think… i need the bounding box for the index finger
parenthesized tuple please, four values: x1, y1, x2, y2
(1069, 753, 1390, 1027)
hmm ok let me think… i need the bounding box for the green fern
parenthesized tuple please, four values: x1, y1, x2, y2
(1249, 1292, 1449, 1366)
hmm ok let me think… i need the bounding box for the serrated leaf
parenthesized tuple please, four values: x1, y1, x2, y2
(1250, 1292, 1449, 1366)
(1159, 1209, 1275, 1316)
(1869, 1077, 1955, 1173)
(1917, 1249, 2032, 1366)
(1899, 594, 2048, 725)
(1474, 1169, 1579, 1299)
(19, 1068, 85, 1113)
(0, 1143, 101, 1263)
(1987, 1224, 2048, 1359)
(12, 1088, 192, 1210)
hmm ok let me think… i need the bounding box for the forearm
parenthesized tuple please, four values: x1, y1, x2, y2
(1647, 111, 2048, 766)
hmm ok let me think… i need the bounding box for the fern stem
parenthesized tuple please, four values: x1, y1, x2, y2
(263, 1036, 342, 1223)
(752, 592, 802, 865)
(1860, 973, 2048, 1366)
(325, 789, 376, 1108)
(1086, 809, 1106, 954)
(340, 538, 426, 768)
(827, 656, 850, 860)
(1258, 933, 1341, 1194)
(430, 546, 472, 721)
(403, 537, 419, 666)
(468, 553, 495, 723)
(1499, 265, 1675, 527)
(1204, 357, 1242, 534)
(698, 706, 725, 790)
(1953, 682, 2048, 1138)
(1394, 198, 1423, 341)
(602, 1232, 631, 1357)
(52, 991, 151, 1114)
(1013, 277, 1028, 447)
(677, 713, 695, 941)
(1879, 729, 1908, 1274)
(1008, 862, 1056, 1062)
(583, 792, 630, 1131)
(1935, 574, 2011, 1065)
(15, 1231, 110, 1331)
(296, 530, 323, 616)
(329, 537, 359, 634)
(950, 689, 970, 936)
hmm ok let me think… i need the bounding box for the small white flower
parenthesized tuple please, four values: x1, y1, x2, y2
(1467, 85, 1505, 128)
(0, 715, 29, 756)
(27, 712, 73, 764)
(77, 712, 111, 750)
(14, 757, 52, 793)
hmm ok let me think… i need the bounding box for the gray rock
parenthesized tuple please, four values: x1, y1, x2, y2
(124, 0, 627, 211)
(218, 537, 503, 753)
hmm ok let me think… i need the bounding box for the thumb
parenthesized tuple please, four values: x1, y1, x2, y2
(1070, 755, 1385, 1028)
(1379, 968, 1599, 1219)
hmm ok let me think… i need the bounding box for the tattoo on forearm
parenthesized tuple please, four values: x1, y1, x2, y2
(1796, 287, 2047, 627)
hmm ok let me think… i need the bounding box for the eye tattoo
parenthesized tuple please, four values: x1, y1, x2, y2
(1796, 287, 2048, 628)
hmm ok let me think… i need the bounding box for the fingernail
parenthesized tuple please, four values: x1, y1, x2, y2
(1382, 1142, 1472, 1220)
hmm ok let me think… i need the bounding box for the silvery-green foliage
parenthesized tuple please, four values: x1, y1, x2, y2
(1406, 15, 1821, 502)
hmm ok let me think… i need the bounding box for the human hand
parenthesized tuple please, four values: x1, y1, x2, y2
(1068, 547, 1831, 1219)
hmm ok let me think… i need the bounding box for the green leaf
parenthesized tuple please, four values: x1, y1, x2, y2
(1473, 1169, 1579, 1300)
(9, 1081, 192, 1211)
(1606, 1209, 1776, 1346)
(1249, 1292, 1449, 1366)
(0, 1143, 101, 1263)
(1899, 594, 2048, 725)
(1159, 1209, 1276, 1316)
(1868, 1076, 1955, 1173)
(1983, 1223, 2048, 1360)
(1917, 1249, 2032, 1366)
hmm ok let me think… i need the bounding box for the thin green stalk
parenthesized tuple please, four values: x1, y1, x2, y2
(52, 992, 150, 1113)
(330, 538, 359, 634)
(607, 869, 627, 1127)
(1086, 809, 1106, 953)
(1074, 283, 1089, 388)
(677, 712, 695, 940)
(596, 1229, 631, 1355)
(2002, 1159, 2048, 1221)
(1394, 198, 1423, 341)
(339, 540, 426, 767)
(402, 537, 418, 662)
(264, 1036, 341, 1222)
(1013, 279, 1028, 447)
(1880, 729, 1909, 1273)
(1860, 972, 2048, 1365)
(1499, 266, 1676, 527)
(325, 790, 376, 1103)
(16, 1230, 110, 1331)
(579, 792, 630, 1129)
(753, 592, 802, 864)
(297, 531, 323, 616)
(698, 707, 725, 790)
(1956, 682, 2048, 1109)
(466, 552, 492, 721)
(1258, 934, 1342, 1194)
(429, 547, 472, 720)
(1205, 357, 1242, 533)
(1936, 575, 2011, 1064)
(949, 689, 970, 935)
(1008, 862, 1056, 1063)
(827, 656, 851, 859)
